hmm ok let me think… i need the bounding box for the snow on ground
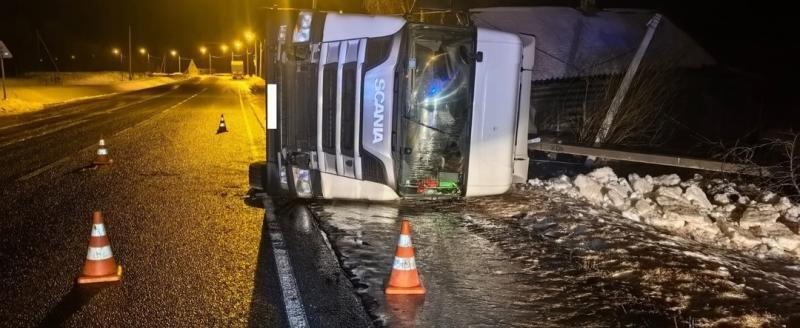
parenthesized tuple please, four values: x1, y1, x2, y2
(529, 167, 800, 260)
(312, 187, 800, 327)
(0, 72, 184, 114)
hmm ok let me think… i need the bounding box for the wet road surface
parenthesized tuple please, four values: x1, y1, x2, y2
(0, 77, 369, 327)
(3, 75, 800, 328)
(310, 188, 800, 327)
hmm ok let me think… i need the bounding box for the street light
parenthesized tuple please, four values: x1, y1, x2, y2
(138, 47, 152, 71)
(112, 48, 123, 80)
(233, 41, 243, 66)
(244, 31, 256, 76)
(170, 50, 181, 73)
(220, 44, 228, 53)
(200, 46, 211, 75)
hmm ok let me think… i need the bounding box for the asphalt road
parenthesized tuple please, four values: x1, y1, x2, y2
(0, 76, 370, 327)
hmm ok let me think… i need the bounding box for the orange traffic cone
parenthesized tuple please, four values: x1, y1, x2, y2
(92, 139, 113, 165)
(77, 211, 122, 284)
(385, 219, 426, 295)
(216, 114, 228, 134)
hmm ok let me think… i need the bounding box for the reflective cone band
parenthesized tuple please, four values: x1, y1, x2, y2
(93, 139, 113, 165)
(217, 114, 228, 133)
(78, 211, 122, 284)
(385, 219, 426, 295)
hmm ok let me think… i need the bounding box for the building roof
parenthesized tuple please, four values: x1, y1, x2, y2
(470, 7, 716, 81)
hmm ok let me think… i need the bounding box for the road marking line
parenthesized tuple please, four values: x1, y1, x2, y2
(113, 88, 207, 137)
(245, 93, 266, 132)
(0, 119, 90, 149)
(0, 80, 192, 131)
(237, 89, 259, 161)
(263, 197, 309, 328)
(0, 85, 180, 132)
(15, 87, 206, 182)
(16, 157, 71, 181)
(0, 89, 177, 149)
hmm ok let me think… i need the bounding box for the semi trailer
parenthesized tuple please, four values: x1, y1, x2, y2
(251, 10, 535, 201)
(231, 60, 245, 79)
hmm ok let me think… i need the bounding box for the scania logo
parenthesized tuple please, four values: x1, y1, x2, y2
(372, 78, 386, 144)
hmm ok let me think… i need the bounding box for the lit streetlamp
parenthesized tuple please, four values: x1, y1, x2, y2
(170, 50, 181, 73)
(244, 31, 256, 76)
(200, 46, 211, 75)
(112, 48, 124, 80)
(112, 48, 122, 64)
(138, 47, 151, 69)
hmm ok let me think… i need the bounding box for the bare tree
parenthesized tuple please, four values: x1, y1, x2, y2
(364, 0, 416, 15)
(718, 132, 800, 198)
(570, 68, 680, 148)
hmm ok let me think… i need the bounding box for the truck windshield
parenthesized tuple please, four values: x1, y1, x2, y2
(397, 24, 474, 196)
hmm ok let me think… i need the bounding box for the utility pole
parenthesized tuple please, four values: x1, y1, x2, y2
(1, 56, 6, 100)
(586, 13, 662, 167)
(593, 13, 662, 146)
(208, 52, 212, 75)
(0, 40, 10, 100)
(128, 25, 133, 80)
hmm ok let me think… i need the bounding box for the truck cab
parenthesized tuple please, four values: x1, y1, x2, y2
(255, 11, 534, 201)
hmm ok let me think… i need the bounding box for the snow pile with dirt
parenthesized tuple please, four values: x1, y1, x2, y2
(529, 167, 800, 259)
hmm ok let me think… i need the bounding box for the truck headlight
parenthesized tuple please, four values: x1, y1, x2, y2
(293, 11, 313, 43)
(279, 167, 288, 190)
(292, 167, 312, 198)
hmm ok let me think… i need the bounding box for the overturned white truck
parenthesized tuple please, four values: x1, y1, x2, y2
(250, 10, 535, 201)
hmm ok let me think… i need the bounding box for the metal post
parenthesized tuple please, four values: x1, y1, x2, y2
(594, 13, 662, 145)
(209, 53, 212, 75)
(177, 57, 181, 73)
(1, 56, 6, 100)
(128, 25, 133, 80)
(246, 47, 250, 76)
(258, 41, 263, 77)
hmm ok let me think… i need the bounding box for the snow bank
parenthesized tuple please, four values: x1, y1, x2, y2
(0, 73, 183, 115)
(529, 168, 800, 259)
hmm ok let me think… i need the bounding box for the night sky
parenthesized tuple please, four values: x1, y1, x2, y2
(1, 0, 797, 125)
(0, 0, 361, 72)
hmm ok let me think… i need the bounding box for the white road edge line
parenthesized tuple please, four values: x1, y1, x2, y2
(263, 197, 310, 328)
(237, 89, 259, 161)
